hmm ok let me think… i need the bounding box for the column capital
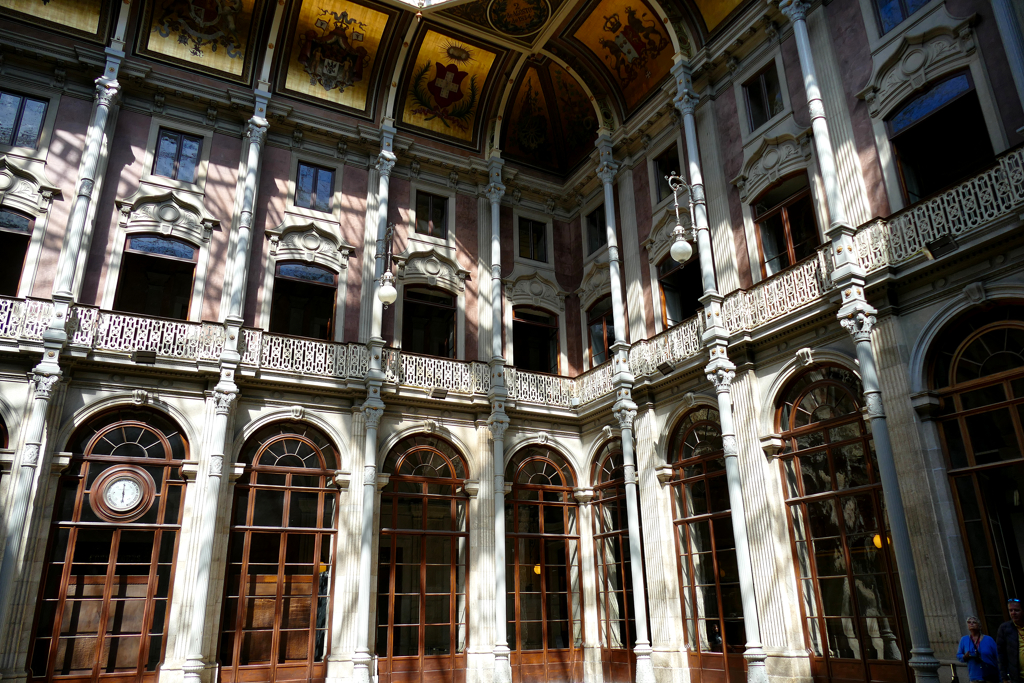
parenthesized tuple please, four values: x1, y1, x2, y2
(94, 79, 121, 107)
(613, 407, 637, 430)
(596, 162, 618, 185)
(363, 405, 385, 429)
(573, 487, 595, 505)
(488, 416, 509, 441)
(375, 151, 396, 178)
(485, 182, 505, 204)
(32, 371, 61, 400)
(212, 389, 236, 415)
(840, 309, 877, 343)
(706, 363, 736, 393)
(246, 118, 268, 148)
(778, 0, 810, 23)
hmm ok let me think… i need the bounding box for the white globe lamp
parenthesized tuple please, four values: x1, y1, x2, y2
(378, 271, 398, 307)
(670, 235, 693, 263)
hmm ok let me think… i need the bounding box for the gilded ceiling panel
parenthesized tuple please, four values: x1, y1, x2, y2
(397, 26, 506, 147)
(691, 0, 743, 32)
(568, 0, 673, 112)
(0, 0, 111, 42)
(278, 0, 400, 117)
(137, 0, 269, 83)
(439, 0, 564, 46)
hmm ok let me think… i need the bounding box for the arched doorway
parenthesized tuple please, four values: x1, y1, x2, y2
(776, 366, 909, 683)
(218, 422, 340, 683)
(505, 446, 583, 683)
(928, 306, 1024, 634)
(592, 439, 647, 683)
(29, 408, 188, 682)
(667, 406, 745, 683)
(375, 435, 469, 683)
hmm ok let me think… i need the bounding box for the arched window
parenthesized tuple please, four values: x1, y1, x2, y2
(776, 366, 909, 683)
(30, 409, 188, 682)
(929, 306, 1024, 635)
(0, 208, 34, 297)
(114, 235, 197, 320)
(376, 435, 468, 683)
(505, 447, 582, 681)
(592, 439, 647, 683)
(268, 262, 338, 340)
(752, 173, 819, 278)
(219, 422, 340, 683)
(667, 407, 745, 683)
(886, 72, 993, 204)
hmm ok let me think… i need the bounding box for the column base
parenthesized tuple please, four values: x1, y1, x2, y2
(634, 645, 655, 683)
(182, 656, 207, 683)
(353, 651, 373, 683)
(493, 646, 511, 683)
(743, 645, 768, 683)
(908, 648, 941, 683)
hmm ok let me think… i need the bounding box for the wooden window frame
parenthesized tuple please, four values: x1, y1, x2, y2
(742, 64, 782, 133)
(402, 286, 457, 359)
(752, 176, 816, 279)
(0, 89, 48, 149)
(294, 162, 335, 213)
(152, 128, 203, 183)
(518, 217, 548, 263)
(585, 205, 607, 257)
(415, 191, 449, 240)
(587, 296, 615, 367)
(512, 306, 560, 375)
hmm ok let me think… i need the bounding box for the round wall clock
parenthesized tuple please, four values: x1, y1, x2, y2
(103, 475, 144, 512)
(90, 466, 157, 522)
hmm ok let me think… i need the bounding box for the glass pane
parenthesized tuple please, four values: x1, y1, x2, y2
(758, 213, 788, 275)
(277, 262, 335, 285)
(314, 168, 333, 212)
(296, 163, 315, 208)
(875, 0, 904, 34)
(289, 492, 320, 527)
(425, 625, 450, 655)
(965, 408, 1020, 463)
(0, 92, 20, 145)
(127, 236, 196, 261)
(153, 131, 178, 178)
(177, 135, 201, 183)
(14, 97, 46, 147)
(941, 420, 969, 469)
(253, 490, 285, 527)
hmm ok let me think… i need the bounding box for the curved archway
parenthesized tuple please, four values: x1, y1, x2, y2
(666, 406, 746, 683)
(218, 421, 341, 683)
(505, 446, 583, 682)
(774, 366, 910, 683)
(29, 408, 189, 683)
(591, 438, 648, 683)
(375, 434, 469, 683)
(924, 306, 1024, 635)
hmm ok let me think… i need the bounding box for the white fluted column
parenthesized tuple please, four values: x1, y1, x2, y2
(672, 65, 768, 683)
(595, 134, 654, 683)
(990, 0, 1024, 113)
(485, 156, 512, 683)
(776, 4, 941, 680)
(225, 115, 269, 326)
(352, 402, 383, 683)
(0, 368, 61, 651)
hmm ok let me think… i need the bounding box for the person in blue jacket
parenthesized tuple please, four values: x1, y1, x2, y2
(958, 615, 999, 682)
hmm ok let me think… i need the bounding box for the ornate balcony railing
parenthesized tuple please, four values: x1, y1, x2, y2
(384, 349, 490, 395)
(504, 367, 578, 408)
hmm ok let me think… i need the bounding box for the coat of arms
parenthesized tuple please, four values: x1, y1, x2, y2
(155, 0, 244, 58)
(298, 9, 370, 94)
(409, 41, 479, 131)
(598, 7, 669, 83)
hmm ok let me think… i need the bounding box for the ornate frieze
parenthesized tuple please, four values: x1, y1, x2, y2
(392, 246, 470, 293)
(505, 272, 565, 313)
(732, 130, 813, 203)
(115, 191, 219, 244)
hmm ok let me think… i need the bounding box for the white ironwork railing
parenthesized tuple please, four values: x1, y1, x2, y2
(0, 148, 1018, 409)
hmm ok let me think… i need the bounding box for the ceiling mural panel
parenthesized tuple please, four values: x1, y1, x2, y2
(397, 26, 505, 147)
(0, 0, 111, 42)
(502, 59, 597, 175)
(278, 0, 400, 117)
(137, 0, 269, 83)
(568, 0, 673, 112)
(692, 0, 743, 32)
(439, 0, 565, 47)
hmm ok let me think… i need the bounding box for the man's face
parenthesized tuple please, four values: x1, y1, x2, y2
(1009, 602, 1023, 624)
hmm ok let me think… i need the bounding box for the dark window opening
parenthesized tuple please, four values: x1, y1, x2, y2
(0, 90, 47, 148)
(296, 162, 335, 212)
(512, 307, 559, 374)
(873, 0, 928, 34)
(743, 64, 784, 132)
(402, 286, 456, 358)
(588, 296, 616, 367)
(415, 191, 448, 239)
(114, 235, 196, 320)
(586, 205, 607, 256)
(518, 217, 548, 263)
(268, 262, 338, 340)
(659, 256, 702, 327)
(752, 174, 819, 278)
(0, 209, 33, 297)
(153, 129, 202, 183)
(654, 146, 682, 203)
(887, 73, 994, 205)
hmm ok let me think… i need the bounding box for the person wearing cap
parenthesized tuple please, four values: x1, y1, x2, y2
(959, 615, 999, 682)
(997, 598, 1024, 682)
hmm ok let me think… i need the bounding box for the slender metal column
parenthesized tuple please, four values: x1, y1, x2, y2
(671, 67, 768, 683)
(989, 0, 1024, 114)
(0, 367, 61, 648)
(484, 156, 512, 683)
(595, 134, 654, 683)
(353, 135, 396, 683)
(777, 4, 940, 680)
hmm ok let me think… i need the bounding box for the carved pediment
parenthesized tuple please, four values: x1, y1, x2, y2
(0, 155, 62, 213)
(116, 190, 219, 243)
(857, 15, 976, 119)
(505, 272, 565, 312)
(643, 204, 692, 267)
(578, 260, 611, 310)
(268, 220, 355, 271)
(732, 130, 813, 203)
(393, 246, 470, 293)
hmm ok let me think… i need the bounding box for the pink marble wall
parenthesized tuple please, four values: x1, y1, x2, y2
(379, 176, 411, 344)
(77, 106, 145, 305)
(33, 95, 92, 298)
(713, 87, 754, 288)
(553, 215, 583, 376)
(630, 159, 657, 338)
(201, 133, 242, 322)
(244, 144, 290, 326)
(341, 166, 368, 343)
(455, 193, 479, 360)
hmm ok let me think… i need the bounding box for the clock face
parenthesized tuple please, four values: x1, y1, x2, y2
(104, 476, 144, 512)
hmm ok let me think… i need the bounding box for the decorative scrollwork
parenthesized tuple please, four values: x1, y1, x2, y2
(722, 435, 738, 457)
(21, 444, 40, 467)
(209, 455, 224, 476)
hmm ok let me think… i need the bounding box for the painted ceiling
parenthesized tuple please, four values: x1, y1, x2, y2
(0, 0, 750, 173)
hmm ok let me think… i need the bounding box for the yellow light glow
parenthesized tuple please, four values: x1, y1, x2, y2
(533, 564, 541, 575)
(873, 534, 883, 549)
